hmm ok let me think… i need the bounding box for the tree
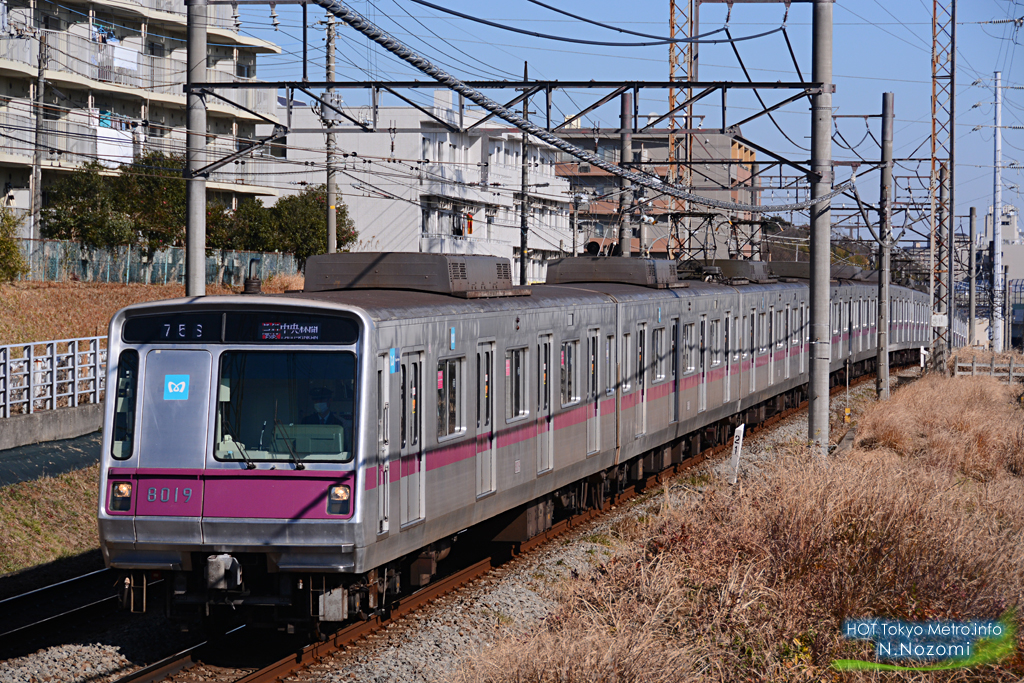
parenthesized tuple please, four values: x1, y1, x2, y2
(272, 185, 356, 267)
(0, 206, 28, 283)
(41, 157, 357, 266)
(227, 197, 279, 253)
(42, 162, 135, 248)
(115, 151, 186, 254)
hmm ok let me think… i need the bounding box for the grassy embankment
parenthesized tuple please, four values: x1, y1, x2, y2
(0, 274, 304, 345)
(455, 372, 1024, 682)
(0, 275, 303, 576)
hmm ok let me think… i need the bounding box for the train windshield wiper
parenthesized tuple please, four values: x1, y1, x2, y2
(273, 419, 306, 470)
(222, 416, 256, 469)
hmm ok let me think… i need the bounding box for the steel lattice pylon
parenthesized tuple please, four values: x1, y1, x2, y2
(669, 0, 696, 259)
(930, 0, 956, 360)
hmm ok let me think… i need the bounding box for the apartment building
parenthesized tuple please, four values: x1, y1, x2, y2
(554, 127, 760, 259)
(256, 90, 574, 282)
(0, 0, 280, 238)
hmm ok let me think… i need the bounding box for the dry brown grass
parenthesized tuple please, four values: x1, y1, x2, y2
(454, 377, 1024, 682)
(262, 272, 304, 293)
(856, 375, 1024, 480)
(0, 278, 303, 345)
(0, 465, 99, 575)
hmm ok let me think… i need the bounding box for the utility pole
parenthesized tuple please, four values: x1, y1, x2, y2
(185, 0, 208, 296)
(1005, 265, 1011, 351)
(808, 0, 833, 452)
(30, 31, 45, 241)
(969, 206, 976, 346)
(876, 92, 893, 400)
(519, 62, 529, 286)
(571, 195, 578, 257)
(326, 15, 337, 253)
(993, 71, 1003, 352)
(618, 92, 632, 257)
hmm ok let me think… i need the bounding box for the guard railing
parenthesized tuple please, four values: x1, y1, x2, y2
(953, 356, 1024, 384)
(0, 337, 107, 418)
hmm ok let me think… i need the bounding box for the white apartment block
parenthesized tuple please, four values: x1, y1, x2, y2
(257, 90, 574, 282)
(0, 0, 280, 238)
(984, 204, 1020, 245)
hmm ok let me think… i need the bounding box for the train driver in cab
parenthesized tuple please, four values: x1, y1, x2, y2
(302, 387, 344, 426)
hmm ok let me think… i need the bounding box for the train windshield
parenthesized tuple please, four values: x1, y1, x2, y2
(215, 351, 357, 464)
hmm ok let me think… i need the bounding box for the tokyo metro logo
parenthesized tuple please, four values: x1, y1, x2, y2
(164, 375, 190, 400)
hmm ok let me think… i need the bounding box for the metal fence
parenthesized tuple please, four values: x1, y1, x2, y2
(0, 337, 107, 418)
(953, 356, 1024, 384)
(17, 239, 298, 286)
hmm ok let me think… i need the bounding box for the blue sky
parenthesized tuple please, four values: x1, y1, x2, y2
(236, 0, 1023, 239)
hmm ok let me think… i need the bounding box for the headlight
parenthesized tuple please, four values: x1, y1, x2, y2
(110, 481, 132, 511)
(327, 484, 351, 515)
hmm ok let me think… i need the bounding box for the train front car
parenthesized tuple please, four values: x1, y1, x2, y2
(98, 298, 373, 631)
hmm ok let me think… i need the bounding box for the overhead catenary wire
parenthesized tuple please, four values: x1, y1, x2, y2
(316, 0, 854, 215)
(407, 0, 785, 47)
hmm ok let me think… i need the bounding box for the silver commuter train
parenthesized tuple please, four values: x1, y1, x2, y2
(98, 253, 930, 629)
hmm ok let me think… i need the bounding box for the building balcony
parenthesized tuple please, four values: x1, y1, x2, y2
(486, 163, 569, 201)
(0, 32, 274, 118)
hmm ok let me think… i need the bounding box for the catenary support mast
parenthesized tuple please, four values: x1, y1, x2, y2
(808, 0, 833, 452)
(326, 15, 337, 253)
(876, 92, 893, 400)
(186, 0, 208, 296)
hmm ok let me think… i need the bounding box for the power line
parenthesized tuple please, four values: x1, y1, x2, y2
(407, 0, 785, 47)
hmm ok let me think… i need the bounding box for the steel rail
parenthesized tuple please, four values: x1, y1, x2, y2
(107, 360, 917, 683)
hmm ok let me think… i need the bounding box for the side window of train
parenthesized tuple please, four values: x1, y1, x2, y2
(683, 323, 695, 372)
(605, 334, 614, 395)
(776, 310, 785, 348)
(732, 316, 740, 363)
(560, 340, 580, 406)
(437, 357, 464, 440)
(710, 319, 721, 366)
(505, 347, 528, 421)
(111, 349, 140, 460)
(653, 327, 666, 382)
(670, 320, 678, 381)
(622, 333, 632, 392)
(758, 313, 767, 354)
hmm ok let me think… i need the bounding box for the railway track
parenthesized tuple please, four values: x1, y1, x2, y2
(0, 365, 906, 682)
(110, 368, 902, 683)
(0, 567, 121, 650)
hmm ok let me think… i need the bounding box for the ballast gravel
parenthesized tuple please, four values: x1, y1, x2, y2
(0, 373, 905, 683)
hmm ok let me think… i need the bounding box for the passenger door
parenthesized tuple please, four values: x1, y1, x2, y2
(723, 313, 731, 403)
(476, 344, 496, 497)
(698, 315, 707, 412)
(587, 331, 600, 454)
(748, 312, 756, 394)
(376, 355, 390, 535)
(635, 323, 647, 435)
(537, 335, 553, 473)
(399, 353, 424, 525)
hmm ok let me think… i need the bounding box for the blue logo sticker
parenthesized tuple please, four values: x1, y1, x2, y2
(450, 327, 456, 350)
(164, 374, 190, 400)
(389, 348, 398, 374)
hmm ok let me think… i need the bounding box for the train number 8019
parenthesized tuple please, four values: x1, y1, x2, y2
(147, 487, 193, 503)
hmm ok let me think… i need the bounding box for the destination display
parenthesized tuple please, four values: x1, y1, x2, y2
(225, 312, 359, 344)
(123, 313, 223, 343)
(123, 312, 359, 345)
